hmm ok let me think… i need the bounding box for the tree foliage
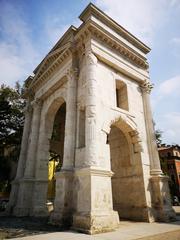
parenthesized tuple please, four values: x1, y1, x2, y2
(0, 83, 25, 191)
(155, 129, 163, 146)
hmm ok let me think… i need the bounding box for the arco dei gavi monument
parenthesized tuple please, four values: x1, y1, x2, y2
(8, 3, 176, 234)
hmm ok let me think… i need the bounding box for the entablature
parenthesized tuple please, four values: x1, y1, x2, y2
(79, 4, 150, 54)
(29, 47, 72, 92)
(75, 20, 149, 70)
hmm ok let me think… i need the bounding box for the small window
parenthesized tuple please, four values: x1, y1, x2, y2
(116, 80, 128, 111)
(78, 109, 85, 148)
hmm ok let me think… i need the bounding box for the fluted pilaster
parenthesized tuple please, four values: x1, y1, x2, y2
(141, 80, 162, 175)
(16, 100, 33, 179)
(62, 67, 78, 169)
(24, 99, 42, 178)
(85, 47, 98, 166)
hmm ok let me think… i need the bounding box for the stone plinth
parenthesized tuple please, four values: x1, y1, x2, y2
(72, 167, 119, 234)
(150, 175, 176, 222)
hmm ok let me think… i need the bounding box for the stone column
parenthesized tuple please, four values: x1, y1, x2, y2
(16, 101, 33, 178)
(31, 106, 49, 217)
(141, 80, 176, 221)
(84, 47, 98, 167)
(6, 100, 33, 214)
(73, 45, 119, 234)
(62, 67, 78, 169)
(13, 99, 42, 216)
(24, 99, 42, 178)
(50, 67, 77, 225)
(141, 80, 162, 175)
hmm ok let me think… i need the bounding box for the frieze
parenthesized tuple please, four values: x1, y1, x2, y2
(76, 23, 149, 70)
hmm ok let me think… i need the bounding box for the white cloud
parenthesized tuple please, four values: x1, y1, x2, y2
(161, 112, 180, 144)
(170, 0, 180, 7)
(171, 37, 180, 44)
(44, 15, 70, 46)
(0, 1, 81, 87)
(0, 2, 40, 87)
(44, 14, 81, 46)
(95, 0, 177, 45)
(158, 75, 180, 95)
(152, 75, 180, 144)
(151, 74, 180, 112)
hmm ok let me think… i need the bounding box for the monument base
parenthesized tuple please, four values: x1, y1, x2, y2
(150, 175, 176, 222)
(73, 211, 119, 234)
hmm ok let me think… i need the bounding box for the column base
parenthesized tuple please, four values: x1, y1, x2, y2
(5, 179, 19, 215)
(72, 211, 119, 234)
(31, 206, 49, 217)
(72, 167, 119, 234)
(31, 179, 49, 217)
(50, 209, 73, 228)
(150, 175, 176, 222)
(50, 170, 74, 228)
(13, 207, 30, 217)
(11, 178, 34, 216)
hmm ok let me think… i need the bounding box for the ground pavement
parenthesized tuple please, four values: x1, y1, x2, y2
(1, 207, 180, 240)
(12, 208, 180, 240)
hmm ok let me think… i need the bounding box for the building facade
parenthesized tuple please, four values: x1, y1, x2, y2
(7, 3, 175, 234)
(159, 145, 180, 199)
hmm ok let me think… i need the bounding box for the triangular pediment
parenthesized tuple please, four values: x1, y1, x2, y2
(33, 26, 77, 79)
(34, 42, 70, 79)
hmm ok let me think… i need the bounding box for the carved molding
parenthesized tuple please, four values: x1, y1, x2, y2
(30, 48, 71, 91)
(31, 98, 43, 109)
(140, 80, 154, 94)
(66, 67, 79, 80)
(24, 102, 33, 114)
(101, 113, 136, 135)
(129, 130, 143, 153)
(85, 49, 98, 66)
(74, 167, 114, 177)
(76, 23, 149, 69)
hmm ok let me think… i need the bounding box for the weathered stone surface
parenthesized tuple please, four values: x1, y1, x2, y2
(8, 3, 175, 234)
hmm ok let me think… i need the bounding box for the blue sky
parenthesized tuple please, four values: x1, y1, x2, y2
(0, 0, 180, 144)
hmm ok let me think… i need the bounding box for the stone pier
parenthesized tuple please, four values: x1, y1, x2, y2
(8, 3, 176, 234)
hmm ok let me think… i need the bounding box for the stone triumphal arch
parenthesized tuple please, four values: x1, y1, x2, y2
(8, 3, 175, 234)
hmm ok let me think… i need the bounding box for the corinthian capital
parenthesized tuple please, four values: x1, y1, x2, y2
(140, 80, 154, 94)
(31, 98, 42, 109)
(24, 101, 33, 114)
(85, 50, 97, 65)
(66, 67, 79, 80)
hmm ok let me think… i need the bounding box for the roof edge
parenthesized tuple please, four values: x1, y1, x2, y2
(79, 3, 151, 54)
(33, 25, 77, 74)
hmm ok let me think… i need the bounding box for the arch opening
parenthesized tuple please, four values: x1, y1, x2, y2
(46, 102, 66, 203)
(108, 124, 147, 221)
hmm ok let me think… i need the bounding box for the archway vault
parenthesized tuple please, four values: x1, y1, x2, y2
(108, 119, 146, 221)
(102, 114, 143, 154)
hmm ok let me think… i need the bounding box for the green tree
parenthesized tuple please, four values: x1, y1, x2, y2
(155, 129, 163, 146)
(0, 83, 25, 192)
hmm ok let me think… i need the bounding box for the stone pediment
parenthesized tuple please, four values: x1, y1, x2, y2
(34, 42, 70, 80)
(33, 26, 77, 80)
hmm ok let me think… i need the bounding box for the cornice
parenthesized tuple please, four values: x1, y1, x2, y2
(79, 3, 150, 54)
(29, 48, 72, 92)
(75, 20, 149, 70)
(33, 26, 76, 74)
(34, 42, 71, 80)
